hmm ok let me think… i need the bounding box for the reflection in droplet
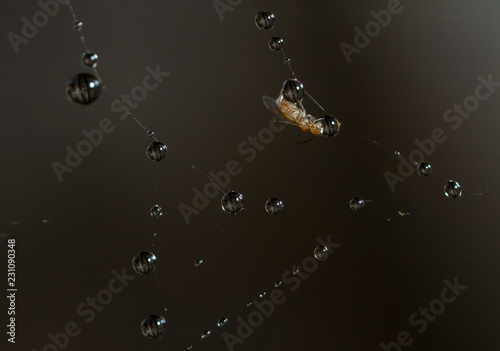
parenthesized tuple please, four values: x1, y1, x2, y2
(141, 315, 166, 339)
(132, 252, 157, 275)
(66, 73, 101, 105)
(444, 180, 462, 198)
(318, 115, 340, 137)
(150, 205, 163, 218)
(268, 36, 284, 51)
(221, 191, 244, 214)
(314, 245, 330, 261)
(147, 142, 167, 161)
(282, 79, 304, 103)
(349, 197, 365, 211)
(265, 198, 284, 215)
(417, 163, 432, 177)
(81, 51, 99, 68)
(255, 12, 275, 30)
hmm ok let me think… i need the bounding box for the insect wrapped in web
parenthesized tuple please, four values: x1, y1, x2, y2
(263, 78, 340, 138)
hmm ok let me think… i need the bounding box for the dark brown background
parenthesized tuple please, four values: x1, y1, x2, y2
(1, 0, 500, 350)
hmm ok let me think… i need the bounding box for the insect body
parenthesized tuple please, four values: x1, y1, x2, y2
(263, 80, 340, 137)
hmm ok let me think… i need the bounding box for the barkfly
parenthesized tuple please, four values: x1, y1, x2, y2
(263, 79, 340, 137)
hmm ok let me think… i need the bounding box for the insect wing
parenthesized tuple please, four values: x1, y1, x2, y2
(262, 95, 285, 118)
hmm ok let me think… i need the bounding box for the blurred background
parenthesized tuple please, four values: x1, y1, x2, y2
(1, 0, 500, 350)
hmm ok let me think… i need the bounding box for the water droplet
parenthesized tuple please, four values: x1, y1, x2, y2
(282, 79, 304, 103)
(147, 130, 155, 138)
(259, 292, 267, 298)
(66, 73, 101, 105)
(274, 281, 283, 287)
(395, 151, 401, 157)
(284, 57, 291, 64)
(217, 317, 228, 327)
(221, 191, 244, 214)
(194, 259, 204, 268)
(318, 115, 340, 137)
(417, 163, 432, 177)
(74, 20, 83, 29)
(147, 142, 167, 161)
(42, 219, 50, 224)
(349, 197, 365, 211)
(265, 198, 284, 215)
(150, 205, 163, 218)
(132, 252, 157, 275)
(314, 245, 330, 261)
(268, 36, 284, 51)
(81, 51, 98, 68)
(255, 12, 275, 30)
(444, 180, 462, 198)
(140, 315, 166, 339)
(201, 330, 211, 340)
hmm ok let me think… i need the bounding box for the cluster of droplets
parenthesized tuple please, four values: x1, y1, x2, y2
(255, 11, 468, 202)
(414, 162, 462, 198)
(64, 2, 102, 106)
(256, 12, 341, 138)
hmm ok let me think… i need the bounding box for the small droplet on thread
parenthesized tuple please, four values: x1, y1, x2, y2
(201, 330, 211, 340)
